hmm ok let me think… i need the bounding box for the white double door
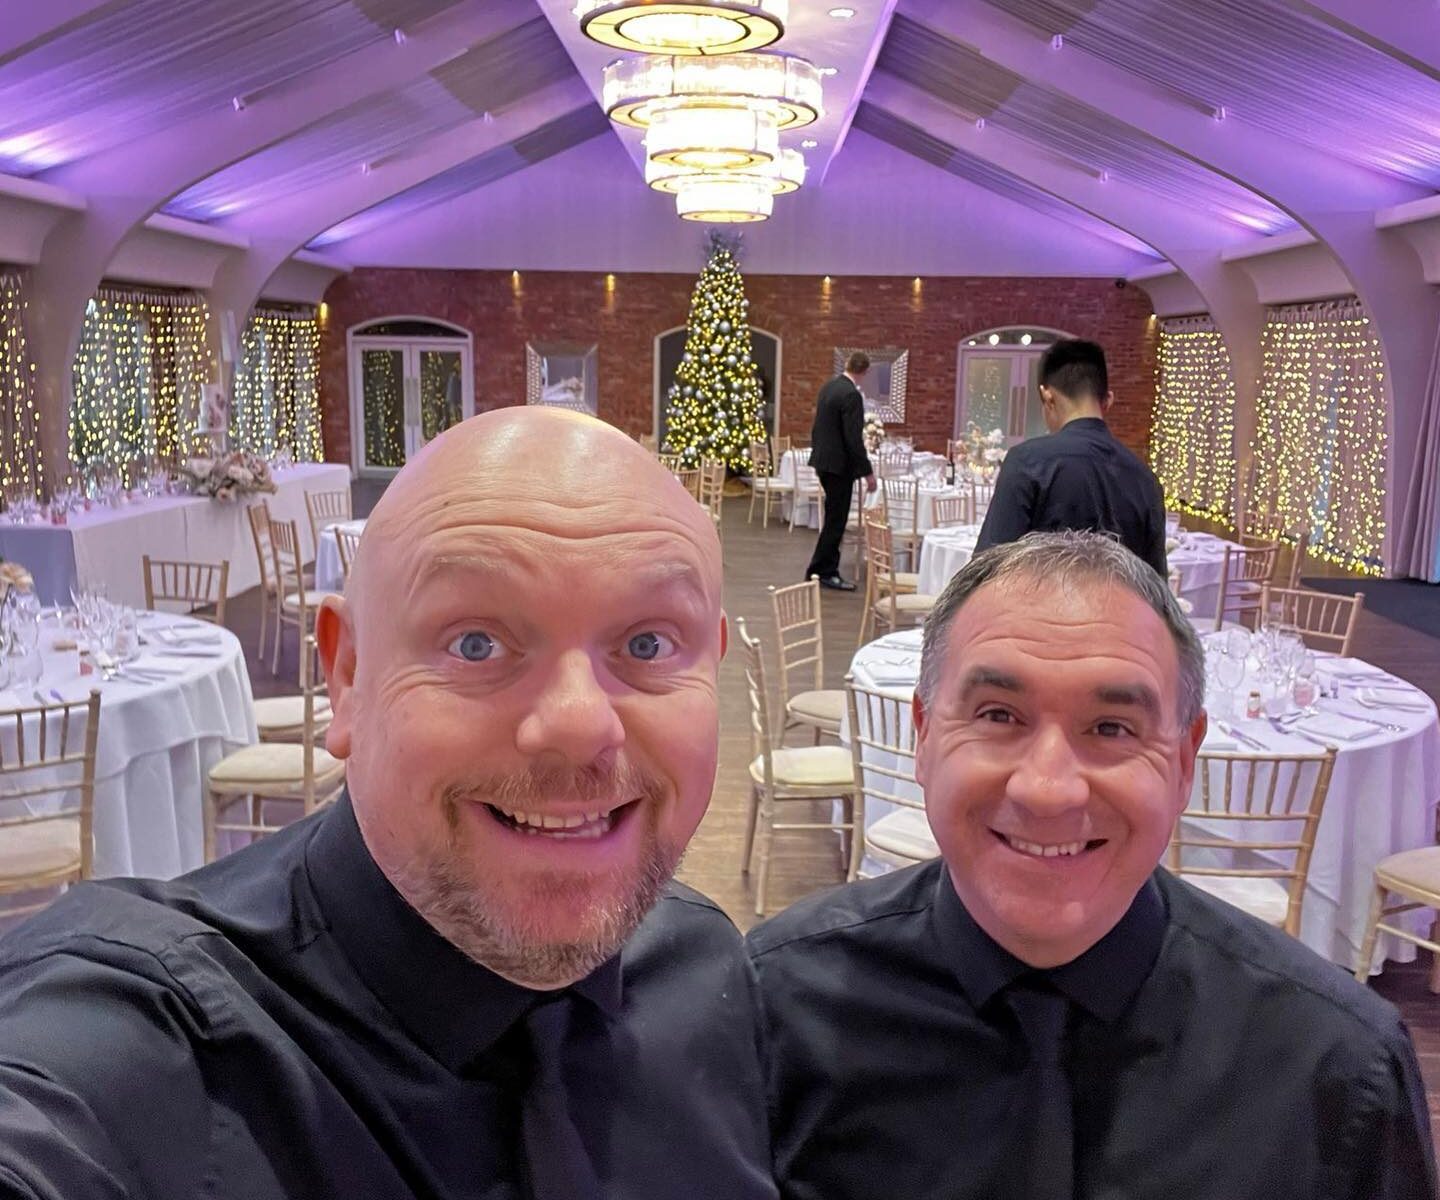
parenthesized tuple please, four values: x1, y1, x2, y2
(956, 347, 1045, 443)
(350, 337, 473, 474)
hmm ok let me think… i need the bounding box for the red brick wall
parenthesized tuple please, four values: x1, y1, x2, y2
(319, 269, 1157, 463)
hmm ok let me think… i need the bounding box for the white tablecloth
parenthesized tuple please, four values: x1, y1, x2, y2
(917, 525, 983, 595)
(846, 628, 1440, 970)
(0, 463, 352, 607)
(775, 451, 963, 531)
(315, 519, 367, 593)
(0, 611, 258, 878)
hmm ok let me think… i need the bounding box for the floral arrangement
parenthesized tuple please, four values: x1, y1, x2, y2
(179, 450, 278, 502)
(0, 558, 33, 603)
(863, 415, 886, 453)
(954, 424, 1007, 475)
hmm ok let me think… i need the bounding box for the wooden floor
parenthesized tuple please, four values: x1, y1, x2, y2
(136, 479, 1440, 1150)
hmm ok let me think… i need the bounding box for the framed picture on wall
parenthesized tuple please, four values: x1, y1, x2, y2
(834, 346, 908, 423)
(527, 342, 598, 415)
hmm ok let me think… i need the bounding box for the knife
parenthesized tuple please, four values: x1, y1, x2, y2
(1214, 719, 1266, 751)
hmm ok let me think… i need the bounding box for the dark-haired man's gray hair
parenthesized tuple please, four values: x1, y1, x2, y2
(916, 531, 1205, 726)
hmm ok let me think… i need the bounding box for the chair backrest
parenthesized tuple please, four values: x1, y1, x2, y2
(639, 433, 659, 453)
(749, 441, 771, 474)
(1169, 747, 1336, 937)
(699, 459, 726, 519)
(298, 635, 337, 815)
(845, 676, 922, 814)
(773, 434, 792, 460)
(863, 512, 899, 589)
(929, 493, 972, 529)
(334, 526, 363, 582)
(880, 476, 919, 538)
(735, 618, 776, 781)
(1285, 528, 1310, 589)
(876, 447, 912, 478)
(305, 489, 352, 547)
(769, 580, 825, 702)
(675, 468, 701, 499)
(247, 501, 275, 593)
(0, 690, 102, 879)
(269, 518, 307, 604)
(1167, 566, 1184, 599)
(142, 555, 229, 625)
(971, 478, 996, 515)
(1260, 585, 1364, 656)
(1215, 542, 1279, 629)
(659, 452, 683, 473)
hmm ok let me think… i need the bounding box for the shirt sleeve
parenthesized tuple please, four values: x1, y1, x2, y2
(840, 393, 872, 479)
(1343, 1023, 1438, 1200)
(1145, 486, 1168, 579)
(974, 451, 1035, 552)
(0, 947, 215, 1200)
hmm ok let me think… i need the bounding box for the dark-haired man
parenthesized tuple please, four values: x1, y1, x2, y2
(975, 338, 1166, 577)
(804, 351, 877, 591)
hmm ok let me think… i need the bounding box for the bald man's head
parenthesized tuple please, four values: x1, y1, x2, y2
(315, 407, 727, 989)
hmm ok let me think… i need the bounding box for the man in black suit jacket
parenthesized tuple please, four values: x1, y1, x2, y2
(804, 352, 877, 590)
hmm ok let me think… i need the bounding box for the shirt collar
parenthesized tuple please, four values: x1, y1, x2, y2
(1058, 416, 1109, 434)
(931, 865, 1166, 1023)
(305, 792, 623, 1074)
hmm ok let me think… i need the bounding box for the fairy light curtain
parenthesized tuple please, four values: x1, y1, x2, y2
(233, 305, 322, 462)
(70, 285, 209, 474)
(0, 271, 44, 498)
(1149, 315, 1237, 523)
(1250, 298, 1388, 575)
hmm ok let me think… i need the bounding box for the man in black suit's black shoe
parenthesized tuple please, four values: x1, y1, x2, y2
(804, 351, 876, 591)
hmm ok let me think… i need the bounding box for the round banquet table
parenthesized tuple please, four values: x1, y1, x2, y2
(916, 525, 1242, 614)
(0, 611, 257, 878)
(775, 451, 959, 531)
(316, 518, 367, 593)
(845, 627, 1440, 970)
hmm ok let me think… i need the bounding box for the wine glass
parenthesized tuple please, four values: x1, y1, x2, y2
(1291, 652, 1320, 715)
(1212, 645, 1247, 718)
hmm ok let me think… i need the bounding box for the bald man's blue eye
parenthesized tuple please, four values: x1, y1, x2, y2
(455, 632, 495, 661)
(628, 633, 666, 660)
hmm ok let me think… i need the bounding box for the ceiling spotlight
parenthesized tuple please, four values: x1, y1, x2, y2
(988, 333, 1001, 345)
(603, 53, 823, 129)
(818, 66, 838, 76)
(1020, 333, 1032, 345)
(575, 0, 787, 56)
(828, 6, 855, 16)
(675, 176, 774, 221)
(801, 137, 818, 148)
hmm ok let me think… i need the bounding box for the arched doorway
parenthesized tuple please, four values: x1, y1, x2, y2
(955, 326, 1073, 444)
(653, 325, 781, 449)
(347, 316, 474, 476)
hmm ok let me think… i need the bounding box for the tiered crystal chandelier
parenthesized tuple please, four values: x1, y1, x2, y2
(581, 0, 817, 221)
(575, 0, 787, 56)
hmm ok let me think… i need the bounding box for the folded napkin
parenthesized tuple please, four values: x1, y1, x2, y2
(864, 666, 920, 687)
(1200, 736, 1239, 752)
(152, 647, 223, 659)
(1296, 712, 1376, 742)
(1358, 686, 1432, 710)
(876, 631, 925, 650)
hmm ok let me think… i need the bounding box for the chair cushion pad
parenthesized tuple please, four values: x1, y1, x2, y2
(1376, 846, 1440, 899)
(210, 743, 345, 786)
(0, 818, 81, 883)
(749, 746, 853, 788)
(252, 695, 332, 733)
(866, 808, 938, 866)
(875, 592, 936, 614)
(787, 690, 845, 727)
(1183, 874, 1289, 927)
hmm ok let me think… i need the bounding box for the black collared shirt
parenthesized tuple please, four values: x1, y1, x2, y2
(975, 417, 1168, 577)
(747, 859, 1436, 1200)
(0, 796, 778, 1200)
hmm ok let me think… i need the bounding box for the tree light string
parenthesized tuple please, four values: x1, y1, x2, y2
(1148, 315, 1237, 524)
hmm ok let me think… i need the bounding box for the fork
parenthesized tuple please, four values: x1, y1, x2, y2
(1214, 720, 1267, 751)
(1325, 706, 1402, 733)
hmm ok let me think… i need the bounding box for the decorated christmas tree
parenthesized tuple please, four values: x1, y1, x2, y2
(663, 233, 767, 470)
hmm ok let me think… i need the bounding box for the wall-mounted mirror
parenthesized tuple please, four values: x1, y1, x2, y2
(527, 342, 598, 415)
(834, 346, 908, 423)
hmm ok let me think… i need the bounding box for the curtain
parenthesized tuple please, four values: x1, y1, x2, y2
(0, 271, 43, 499)
(1250, 298, 1387, 575)
(1395, 314, 1440, 581)
(69, 285, 209, 476)
(1149, 315, 1236, 523)
(233, 305, 322, 462)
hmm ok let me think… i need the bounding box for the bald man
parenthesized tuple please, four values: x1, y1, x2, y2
(0, 410, 777, 1200)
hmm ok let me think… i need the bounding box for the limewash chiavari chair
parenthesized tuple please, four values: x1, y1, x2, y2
(879, 476, 922, 569)
(0, 691, 102, 917)
(846, 678, 938, 873)
(769, 581, 844, 744)
(1214, 542, 1280, 631)
(748, 441, 794, 528)
(205, 636, 344, 862)
(736, 619, 860, 917)
(1259, 585, 1365, 657)
(304, 489, 353, 551)
(789, 449, 822, 534)
(269, 518, 336, 681)
(334, 525, 363, 584)
(142, 555, 229, 626)
(875, 446, 912, 479)
(1168, 746, 1336, 939)
(698, 459, 726, 538)
(1356, 848, 1440, 990)
(858, 514, 935, 647)
(929, 493, 973, 529)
